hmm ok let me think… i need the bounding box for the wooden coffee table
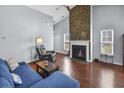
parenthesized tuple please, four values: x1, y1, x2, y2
(35, 60, 59, 78)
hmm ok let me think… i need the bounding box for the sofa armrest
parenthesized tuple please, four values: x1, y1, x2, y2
(31, 71, 80, 88)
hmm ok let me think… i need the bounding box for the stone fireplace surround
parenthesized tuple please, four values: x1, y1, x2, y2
(70, 40, 90, 62)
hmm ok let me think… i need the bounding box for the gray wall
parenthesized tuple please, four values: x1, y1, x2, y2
(93, 5, 124, 65)
(0, 6, 54, 63)
(54, 18, 69, 54)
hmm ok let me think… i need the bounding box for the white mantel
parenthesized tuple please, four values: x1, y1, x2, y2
(70, 40, 90, 62)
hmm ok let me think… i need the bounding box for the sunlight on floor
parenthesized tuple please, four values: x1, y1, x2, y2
(63, 57, 72, 76)
(99, 69, 114, 87)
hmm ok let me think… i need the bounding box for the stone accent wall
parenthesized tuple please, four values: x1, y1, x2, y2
(70, 5, 90, 40)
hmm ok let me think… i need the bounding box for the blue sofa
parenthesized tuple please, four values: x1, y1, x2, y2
(0, 59, 80, 88)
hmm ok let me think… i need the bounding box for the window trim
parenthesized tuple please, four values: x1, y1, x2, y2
(100, 29, 114, 55)
(64, 33, 70, 51)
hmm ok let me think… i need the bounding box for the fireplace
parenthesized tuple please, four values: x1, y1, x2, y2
(72, 45, 86, 60)
(70, 40, 90, 62)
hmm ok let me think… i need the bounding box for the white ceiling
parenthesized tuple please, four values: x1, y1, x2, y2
(26, 5, 75, 24)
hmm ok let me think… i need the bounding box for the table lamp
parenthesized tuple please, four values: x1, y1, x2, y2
(36, 37, 43, 46)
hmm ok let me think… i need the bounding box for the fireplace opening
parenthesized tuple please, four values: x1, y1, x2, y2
(72, 45, 86, 61)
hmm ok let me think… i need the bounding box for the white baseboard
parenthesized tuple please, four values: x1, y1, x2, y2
(55, 51, 67, 55)
(113, 62, 123, 66)
(101, 61, 123, 66)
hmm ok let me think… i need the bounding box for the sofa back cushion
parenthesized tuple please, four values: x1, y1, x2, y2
(12, 63, 43, 88)
(0, 77, 12, 88)
(0, 59, 14, 88)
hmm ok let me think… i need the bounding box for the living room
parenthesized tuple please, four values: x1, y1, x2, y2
(1, 5, 124, 89)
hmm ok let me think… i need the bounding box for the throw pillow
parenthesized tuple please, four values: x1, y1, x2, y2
(11, 73, 22, 85)
(6, 58, 19, 71)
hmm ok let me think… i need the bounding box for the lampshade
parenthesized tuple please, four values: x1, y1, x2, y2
(36, 37, 43, 45)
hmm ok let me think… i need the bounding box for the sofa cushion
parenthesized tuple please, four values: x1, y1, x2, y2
(18, 62, 26, 66)
(12, 63, 43, 88)
(0, 77, 12, 88)
(0, 63, 15, 87)
(31, 71, 80, 88)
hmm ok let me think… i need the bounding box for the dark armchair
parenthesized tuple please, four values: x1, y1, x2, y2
(36, 45, 56, 63)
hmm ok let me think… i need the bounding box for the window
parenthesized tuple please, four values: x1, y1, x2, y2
(64, 33, 70, 51)
(101, 29, 114, 55)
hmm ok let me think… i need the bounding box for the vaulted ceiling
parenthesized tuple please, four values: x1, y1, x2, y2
(26, 5, 75, 24)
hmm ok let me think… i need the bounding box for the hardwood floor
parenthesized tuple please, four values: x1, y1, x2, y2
(29, 53, 124, 88)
